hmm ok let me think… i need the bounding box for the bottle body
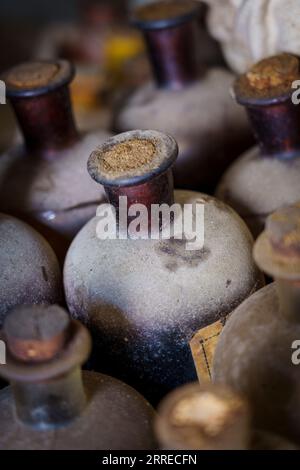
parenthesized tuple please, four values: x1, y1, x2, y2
(64, 190, 263, 403)
(0, 371, 156, 450)
(114, 69, 252, 192)
(0, 213, 61, 326)
(213, 283, 300, 444)
(216, 146, 300, 237)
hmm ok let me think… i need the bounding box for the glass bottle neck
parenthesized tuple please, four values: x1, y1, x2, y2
(104, 169, 174, 233)
(12, 367, 86, 429)
(276, 279, 300, 322)
(246, 101, 300, 159)
(143, 20, 199, 90)
(11, 86, 79, 158)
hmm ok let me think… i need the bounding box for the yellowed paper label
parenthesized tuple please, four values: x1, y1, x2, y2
(190, 318, 227, 383)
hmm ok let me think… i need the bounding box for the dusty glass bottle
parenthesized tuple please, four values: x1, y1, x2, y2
(155, 381, 298, 450)
(0, 304, 156, 450)
(216, 54, 300, 237)
(0, 60, 111, 260)
(0, 213, 61, 327)
(64, 129, 264, 404)
(213, 202, 300, 444)
(114, 0, 252, 193)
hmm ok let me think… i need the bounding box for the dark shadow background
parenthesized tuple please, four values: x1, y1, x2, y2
(0, 0, 129, 71)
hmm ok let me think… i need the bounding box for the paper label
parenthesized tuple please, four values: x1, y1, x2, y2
(190, 318, 227, 382)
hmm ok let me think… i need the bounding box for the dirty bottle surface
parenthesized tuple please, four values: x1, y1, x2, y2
(64, 129, 263, 404)
(0, 213, 62, 327)
(0, 60, 111, 261)
(114, 0, 252, 193)
(213, 202, 300, 444)
(0, 304, 156, 450)
(216, 54, 300, 237)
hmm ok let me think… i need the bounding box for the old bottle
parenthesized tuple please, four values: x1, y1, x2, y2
(216, 54, 300, 238)
(0, 304, 156, 450)
(0, 213, 61, 327)
(0, 60, 111, 260)
(213, 202, 300, 444)
(113, 0, 252, 193)
(64, 129, 263, 404)
(155, 381, 298, 450)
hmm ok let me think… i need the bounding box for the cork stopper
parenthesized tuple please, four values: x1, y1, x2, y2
(4, 305, 70, 363)
(155, 382, 249, 450)
(254, 202, 300, 279)
(88, 130, 178, 187)
(131, 0, 200, 30)
(3, 60, 74, 98)
(234, 54, 300, 105)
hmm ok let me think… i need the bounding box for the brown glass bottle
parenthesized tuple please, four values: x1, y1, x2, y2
(216, 54, 300, 238)
(64, 129, 263, 404)
(0, 304, 156, 450)
(113, 0, 252, 193)
(155, 381, 298, 450)
(0, 60, 111, 261)
(213, 202, 300, 444)
(0, 213, 62, 327)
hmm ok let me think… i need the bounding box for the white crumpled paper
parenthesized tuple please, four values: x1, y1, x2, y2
(203, 0, 300, 73)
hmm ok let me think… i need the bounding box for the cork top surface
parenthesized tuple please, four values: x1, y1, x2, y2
(100, 139, 156, 174)
(3, 60, 74, 98)
(132, 0, 200, 30)
(234, 54, 300, 105)
(155, 382, 248, 449)
(88, 130, 178, 187)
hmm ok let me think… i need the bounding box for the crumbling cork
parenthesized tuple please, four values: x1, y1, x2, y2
(169, 391, 244, 438)
(5, 62, 60, 89)
(235, 54, 300, 101)
(100, 139, 155, 175)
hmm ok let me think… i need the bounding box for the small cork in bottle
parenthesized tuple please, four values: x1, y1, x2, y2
(4, 305, 70, 363)
(234, 54, 300, 101)
(5, 62, 61, 89)
(100, 139, 155, 175)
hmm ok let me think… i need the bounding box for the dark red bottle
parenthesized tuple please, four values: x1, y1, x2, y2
(64, 129, 263, 404)
(114, 0, 252, 192)
(0, 60, 111, 260)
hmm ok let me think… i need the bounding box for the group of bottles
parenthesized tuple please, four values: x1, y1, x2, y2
(1, 0, 300, 449)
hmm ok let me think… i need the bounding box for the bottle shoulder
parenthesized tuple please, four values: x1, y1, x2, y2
(0, 370, 155, 450)
(216, 147, 300, 217)
(0, 131, 110, 213)
(64, 191, 262, 330)
(115, 69, 248, 136)
(214, 282, 300, 379)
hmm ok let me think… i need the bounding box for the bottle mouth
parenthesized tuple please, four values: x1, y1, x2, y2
(233, 54, 300, 106)
(3, 59, 75, 98)
(155, 382, 248, 449)
(131, 0, 201, 31)
(88, 129, 178, 187)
